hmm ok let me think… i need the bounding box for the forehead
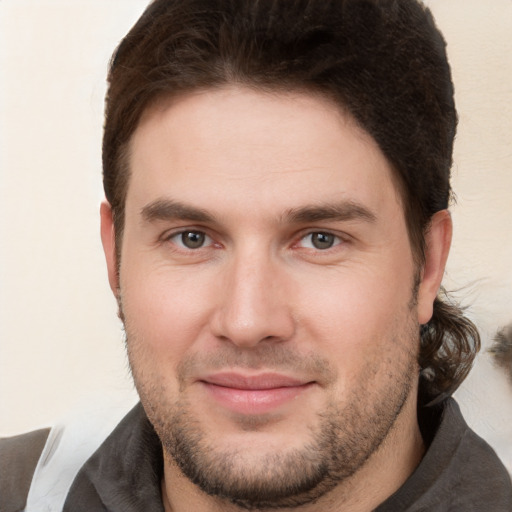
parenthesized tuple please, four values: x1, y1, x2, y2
(126, 86, 402, 220)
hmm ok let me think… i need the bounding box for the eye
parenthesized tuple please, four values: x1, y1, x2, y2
(299, 232, 341, 250)
(169, 230, 212, 249)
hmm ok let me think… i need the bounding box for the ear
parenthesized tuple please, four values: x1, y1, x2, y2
(100, 201, 119, 295)
(417, 209, 452, 325)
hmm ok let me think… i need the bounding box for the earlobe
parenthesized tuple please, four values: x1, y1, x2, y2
(100, 201, 119, 295)
(417, 209, 452, 325)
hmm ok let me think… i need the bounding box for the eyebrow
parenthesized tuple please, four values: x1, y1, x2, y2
(284, 201, 377, 224)
(141, 198, 377, 226)
(141, 199, 214, 223)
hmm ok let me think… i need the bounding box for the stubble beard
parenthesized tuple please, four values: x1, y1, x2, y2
(124, 321, 419, 510)
(162, 375, 413, 510)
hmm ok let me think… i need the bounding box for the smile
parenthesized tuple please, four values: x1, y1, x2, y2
(200, 373, 316, 415)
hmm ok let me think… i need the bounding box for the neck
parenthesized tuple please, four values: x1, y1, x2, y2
(161, 388, 424, 512)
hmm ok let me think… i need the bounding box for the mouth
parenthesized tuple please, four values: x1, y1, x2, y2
(199, 372, 316, 415)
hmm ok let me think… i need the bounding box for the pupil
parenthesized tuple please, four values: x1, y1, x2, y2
(312, 232, 334, 250)
(182, 231, 205, 249)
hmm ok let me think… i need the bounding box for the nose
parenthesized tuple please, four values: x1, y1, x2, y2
(211, 250, 295, 348)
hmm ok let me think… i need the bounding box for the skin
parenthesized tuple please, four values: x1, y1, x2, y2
(101, 86, 452, 511)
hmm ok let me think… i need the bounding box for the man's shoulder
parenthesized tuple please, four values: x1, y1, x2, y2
(448, 405, 512, 507)
(440, 399, 510, 475)
(0, 428, 50, 512)
(379, 397, 512, 511)
(1, 397, 139, 512)
(423, 398, 512, 508)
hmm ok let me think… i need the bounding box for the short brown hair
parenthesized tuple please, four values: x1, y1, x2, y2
(103, 0, 479, 402)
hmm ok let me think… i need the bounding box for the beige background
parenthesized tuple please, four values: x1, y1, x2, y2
(1, 0, 511, 469)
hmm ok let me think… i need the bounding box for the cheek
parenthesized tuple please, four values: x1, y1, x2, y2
(295, 263, 416, 370)
(120, 261, 218, 357)
(298, 263, 413, 333)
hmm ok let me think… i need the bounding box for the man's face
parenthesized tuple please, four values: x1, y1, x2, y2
(103, 87, 434, 508)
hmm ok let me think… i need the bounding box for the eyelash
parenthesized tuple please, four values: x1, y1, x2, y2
(162, 228, 346, 253)
(295, 232, 344, 251)
(164, 230, 217, 250)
